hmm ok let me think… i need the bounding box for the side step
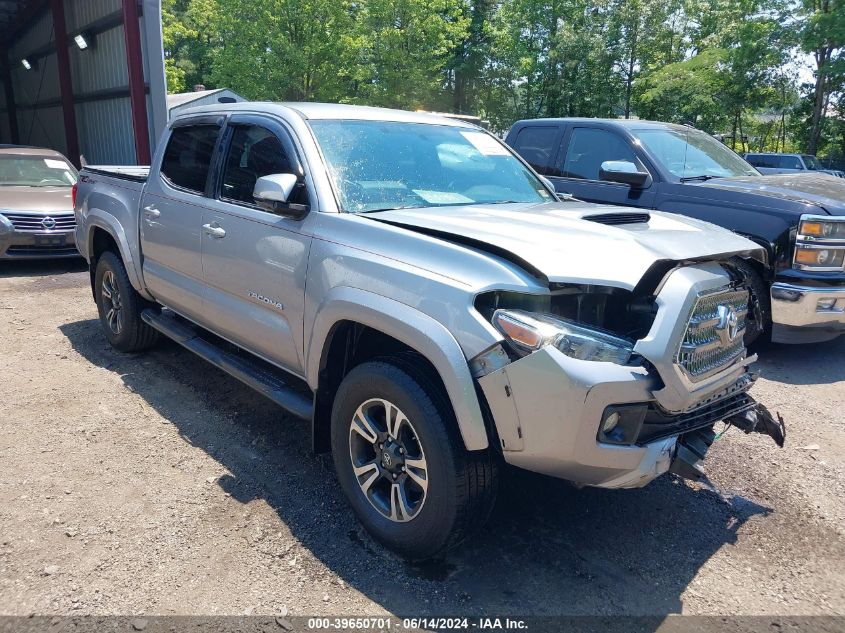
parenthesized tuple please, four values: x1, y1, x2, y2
(141, 309, 313, 421)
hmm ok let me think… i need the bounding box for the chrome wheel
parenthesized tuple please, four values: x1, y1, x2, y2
(348, 398, 428, 523)
(101, 270, 123, 335)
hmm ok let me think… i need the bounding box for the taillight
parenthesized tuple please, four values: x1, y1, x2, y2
(71, 183, 77, 208)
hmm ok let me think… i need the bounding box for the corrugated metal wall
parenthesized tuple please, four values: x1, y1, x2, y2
(0, 72, 9, 141)
(6, 10, 68, 156)
(68, 0, 136, 164)
(0, 0, 166, 165)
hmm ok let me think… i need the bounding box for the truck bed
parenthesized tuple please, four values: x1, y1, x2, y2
(82, 165, 150, 183)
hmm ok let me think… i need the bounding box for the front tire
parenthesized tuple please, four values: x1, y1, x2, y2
(94, 251, 159, 352)
(331, 358, 497, 560)
(733, 257, 770, 346)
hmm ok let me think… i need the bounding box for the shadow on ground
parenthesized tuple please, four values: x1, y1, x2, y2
(0, 257, 87, 279)
(753, 336, 845, 386)
(60, 317, 774, 618)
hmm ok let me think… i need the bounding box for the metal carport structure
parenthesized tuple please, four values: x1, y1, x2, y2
(0, 0, 167, 167)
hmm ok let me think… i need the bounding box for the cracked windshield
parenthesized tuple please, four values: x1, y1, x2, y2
(310, 120, 552, 213)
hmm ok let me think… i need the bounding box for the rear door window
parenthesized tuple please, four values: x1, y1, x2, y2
(511, 126, 559, 175)
(558, 127, 640, 181)
(160, 125, 220, 194)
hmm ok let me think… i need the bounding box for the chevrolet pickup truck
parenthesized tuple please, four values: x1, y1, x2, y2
(507, 119, 845, 344)
(74, 103, 783, 559)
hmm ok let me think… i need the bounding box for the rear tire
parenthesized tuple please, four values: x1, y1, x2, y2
(331, 358, 497, 560)
(94, 251, 159, 352)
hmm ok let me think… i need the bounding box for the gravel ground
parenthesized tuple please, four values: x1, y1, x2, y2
(0, 259, 843, 618)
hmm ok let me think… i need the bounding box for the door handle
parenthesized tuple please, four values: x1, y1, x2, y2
(202, 223, 226, 239)
(143, 205, 160, 219)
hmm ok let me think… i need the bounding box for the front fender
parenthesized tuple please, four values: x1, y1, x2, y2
(306, 286, 490, 451)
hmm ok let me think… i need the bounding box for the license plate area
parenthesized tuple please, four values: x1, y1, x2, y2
(34, 234, 67, 246)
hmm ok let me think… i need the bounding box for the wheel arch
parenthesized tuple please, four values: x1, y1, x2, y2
(83, 212, 152, 300)
(307, 287, 490, 454)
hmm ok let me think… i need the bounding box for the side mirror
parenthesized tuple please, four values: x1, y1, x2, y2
(599, 160, 649, 188)
(253, 173, 309, 219)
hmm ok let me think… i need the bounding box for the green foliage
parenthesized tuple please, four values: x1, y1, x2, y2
(163, 0, 845, 157)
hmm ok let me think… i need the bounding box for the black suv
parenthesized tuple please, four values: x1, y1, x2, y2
(506, 118, 845, 344)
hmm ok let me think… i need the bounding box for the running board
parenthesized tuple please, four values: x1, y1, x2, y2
(140, 309, 313, 421)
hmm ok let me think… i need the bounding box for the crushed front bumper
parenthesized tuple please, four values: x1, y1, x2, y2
(771, 281, 845, 343)
(476, 261, 774, 489)
(477, 346, 759, 489)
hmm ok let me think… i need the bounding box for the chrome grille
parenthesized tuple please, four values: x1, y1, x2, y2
(3, 212, 76, 232)
(677, 288, 749, 381)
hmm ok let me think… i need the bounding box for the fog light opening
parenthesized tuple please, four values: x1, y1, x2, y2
(598, 405, 648, 445)
(602, 412, 620, 434)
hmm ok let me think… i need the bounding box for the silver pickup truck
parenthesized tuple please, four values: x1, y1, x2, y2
(74, 103, 784, 559)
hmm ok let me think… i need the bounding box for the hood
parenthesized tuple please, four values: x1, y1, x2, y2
(0, 185, 74, 213)
(368, 202, 764, 290)
(694, 173, 845, 215)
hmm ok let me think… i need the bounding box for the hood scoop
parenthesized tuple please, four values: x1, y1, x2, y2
(584, 212, 651, 226)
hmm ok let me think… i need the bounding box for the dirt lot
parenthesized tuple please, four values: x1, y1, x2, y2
(1, 259, 844, 618)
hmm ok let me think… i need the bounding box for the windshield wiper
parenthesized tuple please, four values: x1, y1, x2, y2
(680, 175, 723, 182)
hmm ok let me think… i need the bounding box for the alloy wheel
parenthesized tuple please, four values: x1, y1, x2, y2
(101, 270, 123, 335)
(348, 398, 428, 522)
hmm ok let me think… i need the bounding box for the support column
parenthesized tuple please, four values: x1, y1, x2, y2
(123, 0, 151, 164)
(1, 49, 20, 144)
(50, 0, 80, 167)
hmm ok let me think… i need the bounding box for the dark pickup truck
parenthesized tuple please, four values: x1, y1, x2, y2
(506, 119, 845, 344)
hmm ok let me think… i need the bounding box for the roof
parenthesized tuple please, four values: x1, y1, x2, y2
(744, 152, 806, 157)
(174, 101, 478, 128)
(166, 89, 240, 110)
(514, 117, 691, 131)
(0, 145, 70, 159)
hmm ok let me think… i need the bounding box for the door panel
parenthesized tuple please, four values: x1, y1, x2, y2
(140, 123, 221, 321)
(201, 207, 311, 372)
(140, 190, 206, 319)
(200, 117, 312, 374)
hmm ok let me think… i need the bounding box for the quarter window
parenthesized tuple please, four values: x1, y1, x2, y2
(160, 125, 219, 193)
(559, 128, 640, 181)
(511, 126, 558, 175)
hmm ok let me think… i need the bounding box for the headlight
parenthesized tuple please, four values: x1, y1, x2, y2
(794, 246, 845, 268)
(0, 213, 11, 235)
(798, 219, 845, 240)
(794, 215, 845, 270)
(491, 309, 633, 365)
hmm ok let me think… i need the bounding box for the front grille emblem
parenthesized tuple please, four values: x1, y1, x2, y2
(715, 304, 741, 345)
(41, 216, 56, 230)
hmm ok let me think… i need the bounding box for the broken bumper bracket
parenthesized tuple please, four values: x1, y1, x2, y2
(669, 401, 786, 482)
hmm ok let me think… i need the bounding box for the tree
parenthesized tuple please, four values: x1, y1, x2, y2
(202, 0, 355, 101)
(799, 0, 845, 153)
(347, 0, 470, 109)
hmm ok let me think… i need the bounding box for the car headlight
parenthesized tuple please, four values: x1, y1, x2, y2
(491, 309, 633, 365)
(0, 213, 11, 235)
(798, 219, 845, 240)
(794, 246, 845, 268)
(795, 216, 845, 270)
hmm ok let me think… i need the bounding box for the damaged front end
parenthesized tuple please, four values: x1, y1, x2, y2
(472, 260, 785, 489)
(668, 394, 786, 482)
